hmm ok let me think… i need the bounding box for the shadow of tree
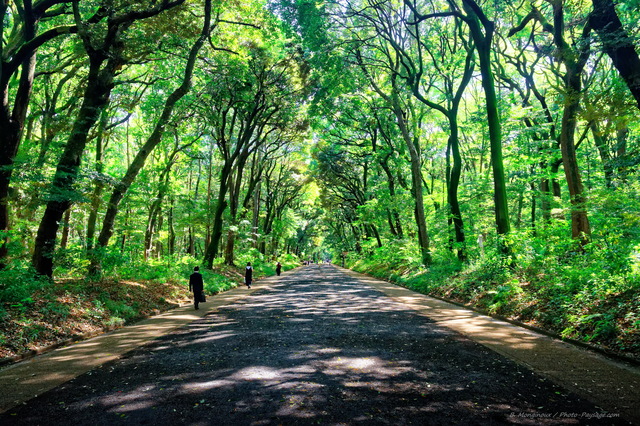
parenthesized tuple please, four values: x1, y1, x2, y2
(2, 265, 621, 425)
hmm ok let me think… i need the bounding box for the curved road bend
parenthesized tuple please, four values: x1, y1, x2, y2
(1, 264, 635, 425)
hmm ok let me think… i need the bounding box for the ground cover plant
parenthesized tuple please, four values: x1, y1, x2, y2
(0, 253, 299, 361)
(347, 231, 640, 361)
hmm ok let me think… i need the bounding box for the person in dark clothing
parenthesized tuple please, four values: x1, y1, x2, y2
(189, 266, 204, 310)
(275, 261, 282, 276)
(245, 262, 253, 288)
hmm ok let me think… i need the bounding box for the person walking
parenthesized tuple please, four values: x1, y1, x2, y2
(275, 261, 282, 276)
(189, 266, 204, 310)
(245, 262, 253, 288)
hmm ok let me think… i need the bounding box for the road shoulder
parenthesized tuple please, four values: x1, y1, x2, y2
(338, 265, 640, 424)
(0, 275, 279, 413)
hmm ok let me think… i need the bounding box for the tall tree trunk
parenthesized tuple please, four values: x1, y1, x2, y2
(462, 0, 511, 256)
(553, 3, 592, 246)
(205, 149, 213, 251)
(32, 53, 116, 276)
(93, 0, 212, 272)
(144, 199, 162, 261)
(168, 197, 175, 255)
(590, 0, 640, 109)
(402, 2, 474, 261)
(86, 178, 105, 252)
(187, 227, 195, 256)
(447, 113, 466, 261)
(356, 49, 429, 264)
(560, 69, 591, 245)
(203, 164, 231, 268)
(186, 163, 198, 256)
(0, 0, 76, 268)
(261, 208, 273, 255)
(379, 161, 403, 238)
(392, 97, 431, 265)
(155, 208, 164, 258)
(119, 207, 129, 254)
(33, 0, 187, 276)
(224, 230, 235, 265)
(223, 164, 239, 266)
(252, 177, 261, 249)
(144, 168, 172, 260)
(0, 50, 37, 269)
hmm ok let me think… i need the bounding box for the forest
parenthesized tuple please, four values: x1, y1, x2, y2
(0, 0, 639, 360)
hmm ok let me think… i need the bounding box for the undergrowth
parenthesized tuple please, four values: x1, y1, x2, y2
(348, 237, 640, 360)
(0, 252, 299, 360)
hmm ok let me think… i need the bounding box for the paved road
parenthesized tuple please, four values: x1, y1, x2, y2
(0, 264, 632, 425)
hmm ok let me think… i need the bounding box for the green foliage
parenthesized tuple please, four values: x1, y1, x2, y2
(228, 249, 299, 282)
(0, 266, 52, 304)
(351, 230, 640, 357)
(278, 253, 301, 271)
(2, 0, 639, 363)
(103, 300, 138, 322)
(41, 301, 71, 319)
(54, 247, 91, 278)
(89, 247, 205, 285)
(350, 239, 422, 279)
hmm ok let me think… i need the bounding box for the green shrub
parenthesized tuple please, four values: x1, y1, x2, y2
(0, 267, 51, 304)
(41, 302, 71, 319)
(90, 300, 107, 320)
(345, 219, 639, 355)
(103, 300, 137, 322)
(53, 247, 91, 278)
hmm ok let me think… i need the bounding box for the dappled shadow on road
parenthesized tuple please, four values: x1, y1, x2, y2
(1, 265, 623, 425)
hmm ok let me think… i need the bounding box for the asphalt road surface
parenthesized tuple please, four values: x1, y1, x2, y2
(1, 264, 628, 425)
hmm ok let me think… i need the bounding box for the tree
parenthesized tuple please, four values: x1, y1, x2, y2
(260, 157, 306, 255)
(406, 0, 512, 257)
(590, 0, 640, 109)
(496, 28, 562, 226)
(510, 1, 592, 247)
(142, 131, 198, 260)
(315, 131, 380, 248)
(92, 0, 214, 273)
(200, 38, 303, 267)
(335, 1, 433, 265)
(0, 0, 76, 268)
(385, 0, 476, 260)
(459, 0, 511, 255)
(32, 0, 187, 276)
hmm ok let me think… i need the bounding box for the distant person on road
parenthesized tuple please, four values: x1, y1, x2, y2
(245, 262, 253, 289)
(189, 266, 204, 310)
(276, 261, 282, 276)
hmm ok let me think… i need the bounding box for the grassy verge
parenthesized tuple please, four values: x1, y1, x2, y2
(0, 276, 188, 360)
(348, 249, 639, 362)
(0, 253, 299, 361)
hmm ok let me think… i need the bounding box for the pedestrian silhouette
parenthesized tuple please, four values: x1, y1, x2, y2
(189, 266, 204, 310)
(245, 262, 253, 288)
